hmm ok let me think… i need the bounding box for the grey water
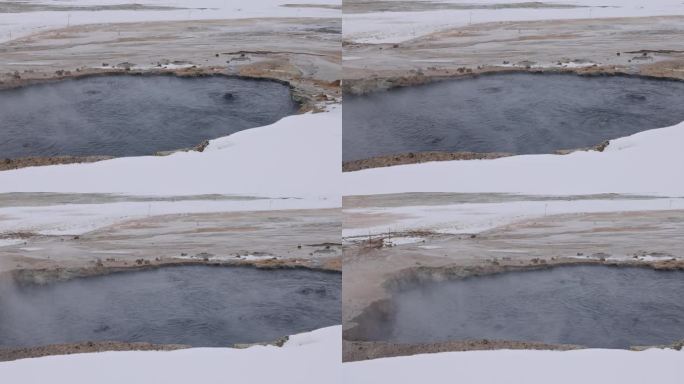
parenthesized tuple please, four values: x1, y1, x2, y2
(377, 266, 684, 348)
(0, 75, 299, 159)
(0, 266, 341, 348)
(343, 73, 684, 161)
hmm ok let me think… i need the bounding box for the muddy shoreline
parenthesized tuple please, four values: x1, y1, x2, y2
(343, 339, 579, 362)
(3, 256, 342, 286)
(343, 258, 684, 361)
(0, 320, 301, 363)
(342, 151, 513, 172)
(342, 141, 611, 172)
(0, 341, 190, 363)
(342, 65, 684, 96)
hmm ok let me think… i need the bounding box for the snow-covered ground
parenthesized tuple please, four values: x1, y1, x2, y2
(0, 198, 335, 236)
(344, 196, 684, 238)
(0, 0, 340, 43)
(344, 0, 684, 43)
(343, 121, 684, 197)
(344, 348, 684, 384)
(0, 326, 342, 384)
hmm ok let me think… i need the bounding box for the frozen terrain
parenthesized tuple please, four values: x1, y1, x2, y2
(344, 347, 684, 384)
(0, 326, 342, 384)
(344, 0, 684, 43)
(0, 0, 340, 43)
(344, 195, 684, 238)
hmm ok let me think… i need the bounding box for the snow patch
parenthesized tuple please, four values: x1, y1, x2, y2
(0, 239, 25, 248)
(0, 326, 342, 384)
(344, 348, 684, 384)
(1, 0, 341, 43)
(383, 236, 425, 247)
(344, 0, 684, 43)
(343, 198, 684, 238)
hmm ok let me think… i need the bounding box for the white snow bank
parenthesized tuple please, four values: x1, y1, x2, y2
(0, 0, 340, 43)
(383, 236, 426, 246)
(344, 0, 684, 43)
(0, 197, 336, 236)
(344, 348, 684, 384)
(0, 106, 342, 201)
(343, 197, 684, 238)
(0, 325, 342, 384)
(0, 239, 25, 247)
(343, 121, 684, 197)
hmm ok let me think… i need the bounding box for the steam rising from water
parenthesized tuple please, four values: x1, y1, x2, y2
(0, 266, 341, 348)
(0, 75, 299, 159)
(343, 73, 684, 161)
(362, 265, 684, 348)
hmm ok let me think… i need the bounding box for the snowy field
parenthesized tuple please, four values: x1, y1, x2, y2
(0, 0, 340, 43)
(343, 196, 684, 238)
(344, 347, 684, 384)
(0, 198, 336, 236)
(0, 326, 342, 384)
(344, 0, 684, 43)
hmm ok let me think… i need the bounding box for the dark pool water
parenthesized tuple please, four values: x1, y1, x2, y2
(343, 74, 684, 161)
(0, 75, 299, 159)
(368, 266, 684, 348)
(0, 266, 341, 348)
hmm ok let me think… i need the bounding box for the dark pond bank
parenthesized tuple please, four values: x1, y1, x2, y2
(343, 74, 684, 161)
(0, 266, 341, 348)
(0, 75, 299, 159)
(358, 265, 684, 348)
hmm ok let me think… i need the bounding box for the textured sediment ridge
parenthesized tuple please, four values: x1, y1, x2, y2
(3, 257, 342, 286)
(0, 342, 190, 363)
(342, 66, 684, 96)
